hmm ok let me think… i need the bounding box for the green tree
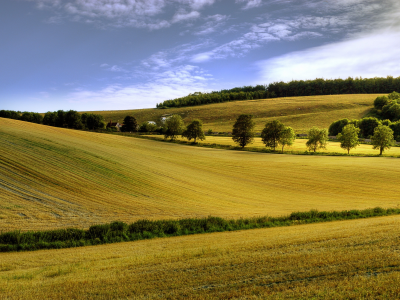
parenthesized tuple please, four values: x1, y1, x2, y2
(122, 116, 138, 132)
(306, 127, 328, 152)
(280, 126, 296, 153)
(337, 124, 360, 154)
(164, 115, 185, 141)
(43, 111, 58, 126)
(371, 125, 394, 155)
(373, 96, 389, 110)
(182, 119, 205, 143)
(139, 121, 158, 132)
(232, 114, 255, 148)
(358, 117, 381, 138)
(261, 120, 285, 151)
(65, 110, 83, 129)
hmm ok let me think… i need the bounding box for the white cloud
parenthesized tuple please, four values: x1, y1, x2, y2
(67, 65, 213, 109)
(172, 10, 200, 23)
(256, 30, 400, 83)
(236, 0, 262, 10)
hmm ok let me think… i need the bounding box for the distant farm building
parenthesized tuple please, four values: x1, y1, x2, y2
(106, 121, 122, 131)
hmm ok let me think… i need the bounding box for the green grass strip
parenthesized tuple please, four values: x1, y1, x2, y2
(0, 207, 399, 253)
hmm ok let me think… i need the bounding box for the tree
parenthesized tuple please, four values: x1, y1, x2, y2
(337, 124, 360, 154)
(328, 118, 349, 136)
(139, 121, 158, 133)
(65, 110, 83, 129)
(43, 111, 58, 126)
(164, 115, 185, 141)
(122, 116, 138, 132)
(374, 96, 389, 110)
(280, 126, 296, 153)
(182, 119, 205, 143)
(261, 120, 285, 151)
(232, 114, 255, 148)
(306, 127, 328, 152)
(371, 125, 394, 155)
(358, 117, 381, 138)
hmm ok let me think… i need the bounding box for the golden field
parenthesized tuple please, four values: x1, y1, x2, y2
(88, 94, 379, 133)
(146, 135, 400, 156)
(1, 117, 400, 231)
(2, 215, 400, 299)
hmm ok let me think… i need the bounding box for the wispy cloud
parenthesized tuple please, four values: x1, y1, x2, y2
(68, 65, 213, 109)
(27, 0, 216, 29)
(236, 0, 263, 10)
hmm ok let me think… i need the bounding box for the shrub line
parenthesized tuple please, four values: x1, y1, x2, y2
(0, 207, 398, 253)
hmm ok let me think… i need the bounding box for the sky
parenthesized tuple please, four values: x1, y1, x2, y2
(1, 0, 400, 112)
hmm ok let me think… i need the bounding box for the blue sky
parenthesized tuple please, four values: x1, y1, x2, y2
(1, 0, 400, 112)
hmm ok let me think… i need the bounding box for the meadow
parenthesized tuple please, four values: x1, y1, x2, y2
(145, 135, 400, 156)
(88, 94, 379, 133)
(2, 215, 400, 299)
(1, 117, 400, 232)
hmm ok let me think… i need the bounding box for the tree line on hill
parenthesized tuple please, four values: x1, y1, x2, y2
(157, 95, 397, 155)
(156, 76, 400, 109)
(0, 109, 106, 130)
(329, 92, 400, 140)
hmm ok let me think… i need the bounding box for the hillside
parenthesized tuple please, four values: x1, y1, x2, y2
(89, 94, 380, 133)
(1, 117, 400, 231)
(2, 215, 400, 299)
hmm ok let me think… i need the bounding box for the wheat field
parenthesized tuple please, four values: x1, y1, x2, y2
(2, 215, 400, 299)
(147, 135, 400, 156)
(1, 117, 400, 231)
(89, 94, 379, 133)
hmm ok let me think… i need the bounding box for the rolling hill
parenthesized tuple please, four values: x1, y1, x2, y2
(89, 94, 380, 133)
(1, 117, 400, 231)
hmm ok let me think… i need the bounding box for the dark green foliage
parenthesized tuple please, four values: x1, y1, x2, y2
(19, 112, 43, 124)
(0, 110, 21, 119)
(374, 96, 389, 110)
(65, 110, 83, 129)
(139, 121, 158, 132)
(261, 120, 285, 151)
(81, 113, 105, 130)
(232, 114, 255, 148)
(358, 117, 381, 138)
(164, 115, 185, 141)
(382, 102, 400, 121)
(329, 118, 349, 136)
(43, 111, 58, 126)
(182, 119, 205, 143)
(122, 116, 138, 132)
(2, 207, 400, 253)
(389, 121, 400, 141)
(157, 76, 400, 109)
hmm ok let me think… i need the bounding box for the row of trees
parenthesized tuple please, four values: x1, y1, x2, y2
(232, 114, 396, 155)
(156, 76, 400, 108)
(0, 110, 43, 124)
(373, 91, 400, 121)
(0, 109, 106, 130)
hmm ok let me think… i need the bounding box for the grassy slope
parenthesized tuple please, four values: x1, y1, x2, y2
(88, 94, 380, 133)
(1, 117, 400, 231)
(2, 215, 400, 299)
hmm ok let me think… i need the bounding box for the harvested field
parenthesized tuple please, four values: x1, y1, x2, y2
(1, 117, 400, 231)
(2, 215, 400, 299)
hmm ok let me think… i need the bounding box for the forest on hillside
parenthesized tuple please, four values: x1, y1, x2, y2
(157, 76, 400, 108)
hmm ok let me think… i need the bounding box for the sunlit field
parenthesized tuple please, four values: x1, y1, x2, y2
(88, 94, 379, 133)
(2, 215, 400, 299)
(147, 135, 400, 156)
(1, 117, 400, 232)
